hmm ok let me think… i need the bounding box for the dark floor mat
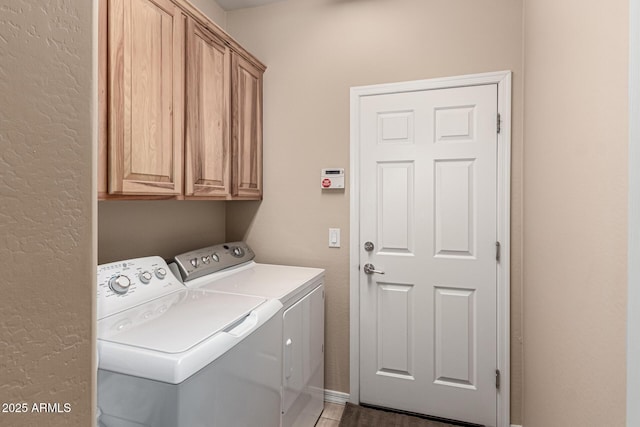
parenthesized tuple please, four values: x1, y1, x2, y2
(339, 403, 477, 427)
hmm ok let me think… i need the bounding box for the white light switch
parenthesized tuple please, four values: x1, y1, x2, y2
(329, 228, 340, 248)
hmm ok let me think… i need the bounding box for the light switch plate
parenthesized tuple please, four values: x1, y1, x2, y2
(329, 228, 340, 248)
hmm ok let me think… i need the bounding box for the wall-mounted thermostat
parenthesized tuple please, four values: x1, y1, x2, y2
(321, 168, 345, 189)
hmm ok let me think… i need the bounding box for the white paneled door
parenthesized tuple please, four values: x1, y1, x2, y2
(359, 84, 498, 426)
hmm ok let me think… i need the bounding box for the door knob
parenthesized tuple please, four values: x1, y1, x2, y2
(363, 263, 384, 275)
(364, 241, 374, 252)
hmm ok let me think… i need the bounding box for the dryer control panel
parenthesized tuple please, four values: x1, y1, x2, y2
(173, 242, 255, 282)
(97, 256, 184, 320)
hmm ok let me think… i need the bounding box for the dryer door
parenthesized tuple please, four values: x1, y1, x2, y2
(282, 284, 325, 427)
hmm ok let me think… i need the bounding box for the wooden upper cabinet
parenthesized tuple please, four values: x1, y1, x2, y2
(184, 19, 231, 198)
(99, 0, 265, 200)
(107, 0, 185, 195)
(231, 53, 264, 199)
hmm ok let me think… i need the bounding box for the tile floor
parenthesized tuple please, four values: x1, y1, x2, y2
(315, 402, 345, 427)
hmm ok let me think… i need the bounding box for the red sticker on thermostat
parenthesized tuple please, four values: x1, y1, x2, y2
(322, 178, 331, 188)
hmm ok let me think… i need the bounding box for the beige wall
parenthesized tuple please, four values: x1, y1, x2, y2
(0, 1, 95, 426)
(189, 0, 228, 29)
(2, 0, 627, 425)
(225, 0, 525, 422)
(98, 201, 226, 263)
(522, 0, 628, 425)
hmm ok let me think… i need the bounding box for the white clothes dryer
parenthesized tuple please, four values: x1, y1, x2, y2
(171, 242, 325, 427)
(96, 256, 282, 427)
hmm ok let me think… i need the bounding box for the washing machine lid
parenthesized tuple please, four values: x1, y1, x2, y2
(183, 262, 324, 306)
(98, 289, 266, 354)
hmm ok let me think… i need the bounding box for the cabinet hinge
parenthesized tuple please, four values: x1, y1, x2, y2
(495, 241, 501, 262)
(496, 369, 501, 389)
(497, 113, 501, 134)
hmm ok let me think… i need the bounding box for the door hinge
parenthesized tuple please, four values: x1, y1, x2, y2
(497, 113, 501, 134)
(495, 369, 501, 389)
(495, 241, 501, 262)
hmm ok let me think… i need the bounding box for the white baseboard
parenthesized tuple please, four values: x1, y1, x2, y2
(511, 424, 523, 427)
(324, 389, 350, 405)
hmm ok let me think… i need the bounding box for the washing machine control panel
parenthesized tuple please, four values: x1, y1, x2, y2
(173, 241, 255, 282)
(97, 256, 184, 320)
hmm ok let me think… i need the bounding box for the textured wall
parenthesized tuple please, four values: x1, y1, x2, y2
(0, 1, 95, 426)
(523, 0, 628, 425)
(225, 0, 525, 423)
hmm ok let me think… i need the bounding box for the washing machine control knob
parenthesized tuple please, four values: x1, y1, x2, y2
(155, 267, 167, 279)
(211, 253, 220, 262)
(109, 275, 131, 294)
(139, 271, 153, 284)
(230, 246, 245, 258)
(190, 258, 199, 268)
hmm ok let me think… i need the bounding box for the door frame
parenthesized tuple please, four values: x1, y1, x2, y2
(349, 70, 512, 427)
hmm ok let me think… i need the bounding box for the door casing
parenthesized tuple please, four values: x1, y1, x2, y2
(349, 70, 512, 427)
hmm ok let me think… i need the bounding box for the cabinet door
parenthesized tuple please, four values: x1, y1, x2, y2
(108, 0, 184, 195)
(231, 53, 263, 199)
(184, 20, 231, 197)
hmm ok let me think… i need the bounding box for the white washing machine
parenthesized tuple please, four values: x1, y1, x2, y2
(170, 242, 325, 427)
(96, 256, 282, 427)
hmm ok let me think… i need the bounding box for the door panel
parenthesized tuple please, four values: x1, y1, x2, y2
(231, 53, 263, 199)
(435, 105, 476, 142)
(359, 84, 498, 426)
(376, 282, 414, 378)
(434, 159, 475, 257)
(185, 19, 230, 197)
(108, 0, 184, 195)
(434, 287, 476, 388)
(377, 162, 414, 254)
